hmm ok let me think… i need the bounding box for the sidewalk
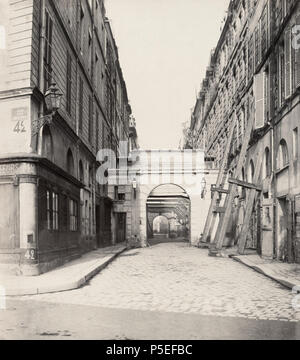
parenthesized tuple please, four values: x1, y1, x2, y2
(232, 254, 300, 290)
(0, 243, 127, 296)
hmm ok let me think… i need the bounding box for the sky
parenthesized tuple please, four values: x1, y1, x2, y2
(105, 0, 231, 149)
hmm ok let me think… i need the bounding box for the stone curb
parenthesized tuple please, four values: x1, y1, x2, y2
(4, 247, 127, 297)
(232, 256, 299, 291)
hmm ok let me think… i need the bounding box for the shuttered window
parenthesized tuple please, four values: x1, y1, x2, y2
(44, 11, 53, 92)
(248, 34, 254, 80)
(261, 4, 268, 57)
(69, 199, 78, 232)
(279, 47, 285, 106)
(294, 15, 300, 88)
(254, 72, 265, 129)
(78, 78, 83, 132)
(61, 194, 68, 232)
(254, 25, 261, 68)
(96, 111, 99, 151)
(52, 192, 59, 231)
(285, 28, 292, 98)
(88, 96, 93, 142)
(66, 51, 72, 115)
(46, 190, 51, 230)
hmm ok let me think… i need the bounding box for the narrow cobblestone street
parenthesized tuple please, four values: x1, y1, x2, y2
(22, 243, 300, 322)
(2, 242, 300, 340)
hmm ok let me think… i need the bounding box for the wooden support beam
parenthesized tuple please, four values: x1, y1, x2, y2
(211, 187, 230, 194)
(201, 117, 236, 244)
(213, 112, 257, 251)
(213, 207, 226, 213)
(228, 178, 262, 192)
(237, 146, 263, 254)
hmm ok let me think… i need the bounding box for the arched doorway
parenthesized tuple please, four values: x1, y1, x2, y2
(146, 184, 191, 245)
(153, 215, 169, 237)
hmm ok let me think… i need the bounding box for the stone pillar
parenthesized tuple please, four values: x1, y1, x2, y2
(19, 176, 38, 276)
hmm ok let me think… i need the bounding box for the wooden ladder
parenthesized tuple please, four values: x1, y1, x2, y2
(200, 115, 236, 245)
(201, 110, 263, 254)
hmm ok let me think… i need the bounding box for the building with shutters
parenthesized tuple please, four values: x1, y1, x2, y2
(185, 0, 300, 263)
(0, 0, 138, 275)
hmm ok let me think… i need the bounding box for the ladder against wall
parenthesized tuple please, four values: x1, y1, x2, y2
(200, 103, 263, 255)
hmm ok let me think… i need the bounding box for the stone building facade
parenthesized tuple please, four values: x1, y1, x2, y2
(185, 0, 300, 263)
(124, 150, 218, 248)
(0, 0, 137, 275)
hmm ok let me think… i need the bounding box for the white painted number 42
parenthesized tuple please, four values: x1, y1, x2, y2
(13, 120, 26, 133)
(25, 249, 35, 260)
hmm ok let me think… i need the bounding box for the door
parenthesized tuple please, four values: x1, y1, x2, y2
(96, 205, 101, 247)
(277, 197, 289, 262)
(0, 183, 19, 249)
(261, 198, 274, 259)
(294, 195, 300, 264)
(116, 213, 126, 244)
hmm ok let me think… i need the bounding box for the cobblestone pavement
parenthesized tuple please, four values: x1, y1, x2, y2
(22, 243, 300, 322)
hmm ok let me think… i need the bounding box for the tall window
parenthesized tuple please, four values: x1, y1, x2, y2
(277, 139, 289, 169)
(261, 4, 268, 57)
(254, 24, 261, 68)
(66, 51, 72, 114)
(285, 28, 292, 99)
(89, 206, 92, 235)
(61, 194, 68, 232)
(79, 160, 84, 183)
(295, 14, 300, 89)
(88, 29, 92, 74)
(69, 199, 78, 231)
(95, 52, 99, 92)
(79, 5, 84, 54)
(95, 111, 99, 151)
(46, 190, 51, 230)
(88, 96, 93, 142)
(263, 147, 271, 179)
(52, 192, 59, 231)
(44, 11, 53, 92)
(293, 128, 298, 159)
(78, 78, 83, 132)
(67, 149, 75, 176)
(41, 125, 53, 160)
(46, 190, 59, 231)
(279, 44, 285, 106)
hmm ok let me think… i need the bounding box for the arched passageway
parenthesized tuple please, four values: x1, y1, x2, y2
(146, 184, 190, 245)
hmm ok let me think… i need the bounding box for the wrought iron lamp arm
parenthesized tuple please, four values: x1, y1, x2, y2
(31, 113, 54, 136)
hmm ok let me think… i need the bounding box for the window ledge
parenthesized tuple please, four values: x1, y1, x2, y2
(275, 164, 289, 175)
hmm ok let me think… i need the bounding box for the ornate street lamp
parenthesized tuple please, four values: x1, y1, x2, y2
(44, 82, 63, 114)
(32, 82, 63, 136)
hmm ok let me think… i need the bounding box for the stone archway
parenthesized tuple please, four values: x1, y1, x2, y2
(146, 184, 191, 244)
(128, 149, 218, 247)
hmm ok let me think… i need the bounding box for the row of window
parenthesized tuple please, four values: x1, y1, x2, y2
(43, 7, 128, 149)
(46, 190, 79, 232)
(42, 125, 94, 186)
(196, 1, 298, 146)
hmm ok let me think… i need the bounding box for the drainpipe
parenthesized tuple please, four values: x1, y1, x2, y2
(36, 0, 46, 154)
(270, 124, 277, 259)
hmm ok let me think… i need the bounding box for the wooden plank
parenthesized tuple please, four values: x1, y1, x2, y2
(237, 146, 263, 254)
(228, 178, 262, 191)
(213, 112, 256, 251)
(213, 207, 226, 213)
(211, 187, 230, 194)
(201, 116, 236, 244)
